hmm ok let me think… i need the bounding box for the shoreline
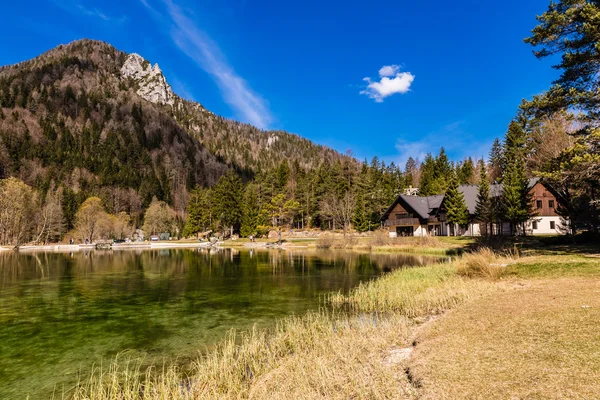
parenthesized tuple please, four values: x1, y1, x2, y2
(1, 241, 218, 253)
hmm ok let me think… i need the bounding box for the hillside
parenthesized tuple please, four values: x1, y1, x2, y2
(0, 40, 353, 219)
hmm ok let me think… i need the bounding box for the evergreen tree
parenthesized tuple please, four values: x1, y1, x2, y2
(240, 184, 261, 237)
(488, 138, 504, 183)
(352, 193, 370, 232)
(212, 171, 243, 237)
(457, 157, 475, 184)
(183, 186, 212, 237)
(501, 121, 533, 236)
(418, 153, 436, 195)
(474, 159, 493, 236)
(404, 157, 417, 187)
(445, 171, 470, 235)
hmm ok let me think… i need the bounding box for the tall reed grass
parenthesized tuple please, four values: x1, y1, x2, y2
(68, 249, 504, 399)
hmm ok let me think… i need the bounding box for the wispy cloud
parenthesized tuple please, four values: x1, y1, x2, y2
(53, 0, 127, 23)
(140, 0, 273, 129)
(360, 64, 415, 102)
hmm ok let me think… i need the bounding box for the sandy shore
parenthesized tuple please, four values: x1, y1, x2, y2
(2, 242, 217, 253)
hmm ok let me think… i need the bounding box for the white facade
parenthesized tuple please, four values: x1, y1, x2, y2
(402, 218, 567, 237)
(526, 216, 565, 235)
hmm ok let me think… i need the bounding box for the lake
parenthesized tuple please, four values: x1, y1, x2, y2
(0, 248, 448, 399)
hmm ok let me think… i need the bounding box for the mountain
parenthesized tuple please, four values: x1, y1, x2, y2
(0, 39, 352, 216)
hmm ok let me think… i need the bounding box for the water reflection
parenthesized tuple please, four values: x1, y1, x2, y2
(0, 248, 446, 399)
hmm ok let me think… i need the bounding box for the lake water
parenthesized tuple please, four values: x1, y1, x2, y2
(0, 248, 447, 399)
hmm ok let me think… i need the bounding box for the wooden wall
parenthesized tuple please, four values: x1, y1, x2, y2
(529, 183, 559, 217)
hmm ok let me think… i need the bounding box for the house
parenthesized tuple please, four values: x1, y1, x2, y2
(381, 178, 565, 237)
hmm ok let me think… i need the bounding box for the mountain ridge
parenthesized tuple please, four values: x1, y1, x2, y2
(0, 38, 357, 219)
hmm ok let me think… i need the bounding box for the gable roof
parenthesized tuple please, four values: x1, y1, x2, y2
(457, 178, 540, 215)
(382, 178, 547, 222)
(381, 194, 444, 221)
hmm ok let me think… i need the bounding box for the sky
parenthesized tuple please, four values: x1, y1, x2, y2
(0, 0, 558, 167)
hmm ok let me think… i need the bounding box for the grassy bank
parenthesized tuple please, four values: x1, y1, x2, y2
(67, 250, 600, 399)
(412, 254, 600, 399)
(222, 233, 471, 256)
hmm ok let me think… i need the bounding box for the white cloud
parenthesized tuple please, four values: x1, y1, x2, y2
(378, 65, 400, 77)
(360, 65, 414, 102)
(141, 0, 273, 129)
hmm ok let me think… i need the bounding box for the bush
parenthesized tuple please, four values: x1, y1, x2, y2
(316, 235, 334, 249)
(370, 230, 391, 246)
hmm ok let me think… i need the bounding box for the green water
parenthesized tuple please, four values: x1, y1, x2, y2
(0, 248, 446, 399)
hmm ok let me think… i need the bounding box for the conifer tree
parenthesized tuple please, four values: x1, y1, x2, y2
(418, 153, 436, 196)
(445, 171, 470, 235)
(183, 186, 212, 237)
(489, 138, 504, 183)
(501, 121, 534, 236)
(474, 159, 493, 236)
(240, 184, 261, 237)
(212, 171, 243, 237)
(404, 157, 417, 187)
(352, 193, 370, 232)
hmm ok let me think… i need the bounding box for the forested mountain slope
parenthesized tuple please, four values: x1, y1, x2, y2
(0, 39, 352, 217)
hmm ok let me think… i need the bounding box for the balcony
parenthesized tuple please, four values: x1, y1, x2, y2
(384, 218, 420, 227)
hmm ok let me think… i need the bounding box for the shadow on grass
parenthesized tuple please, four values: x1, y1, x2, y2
(462, 232, 599, 256)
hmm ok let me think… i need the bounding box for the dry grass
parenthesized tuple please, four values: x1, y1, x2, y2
(456, 247, 515, 280)
(329, 262, 500, 317)
(69, 313, 415, 400)
(411, 277, 600, 399)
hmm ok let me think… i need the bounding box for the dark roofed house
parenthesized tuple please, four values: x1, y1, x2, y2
(381, 178, 565, 237)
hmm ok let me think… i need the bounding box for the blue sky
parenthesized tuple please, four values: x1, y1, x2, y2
(1, 0, 556, 166)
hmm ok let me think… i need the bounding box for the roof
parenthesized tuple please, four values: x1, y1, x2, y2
(381, 194, 444, 221)
(459, 177, 541, 214)
(382, 178, 546, 221)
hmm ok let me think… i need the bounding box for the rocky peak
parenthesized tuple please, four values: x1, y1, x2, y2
(120, 53, 175, 106)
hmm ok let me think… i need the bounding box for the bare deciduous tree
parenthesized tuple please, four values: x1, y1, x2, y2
(320, 192, 356, 236)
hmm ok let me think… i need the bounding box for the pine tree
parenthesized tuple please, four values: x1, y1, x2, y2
(352, 193, 370, 232)
(404, 157, 417, 187)
(445, 171, 470, 235)
(212, 171, 243, 237)
(474, 159, 493, 236)
(183, 186, 212, 237)
(457, 157, 475, 184)
(501, 121, 534, 236)
(489, 138, 504, 183)
(418, 153, 436, 195)
(240, 184, 261, 237)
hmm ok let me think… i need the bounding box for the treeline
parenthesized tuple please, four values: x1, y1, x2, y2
(0, 175, 180, 246)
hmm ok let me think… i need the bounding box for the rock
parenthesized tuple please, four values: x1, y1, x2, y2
(383, 347, 413, 366)
(120, 53, 175, 106)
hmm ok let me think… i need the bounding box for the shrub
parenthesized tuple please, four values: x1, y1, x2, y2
(370, 229, 391, 246)
(316, 235, 334, 249)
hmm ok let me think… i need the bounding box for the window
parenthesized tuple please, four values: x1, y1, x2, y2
(536, 200, 543, 209)
(550, 221, 556, 230)
(532, 221, 538, 230)
(549, 200, 555, 208)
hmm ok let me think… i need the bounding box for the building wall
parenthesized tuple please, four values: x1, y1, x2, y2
(526, 216, 564, 235)
(530, 183, 559, 217)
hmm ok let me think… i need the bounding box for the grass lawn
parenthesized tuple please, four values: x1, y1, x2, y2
(411, 254, 600, 399)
